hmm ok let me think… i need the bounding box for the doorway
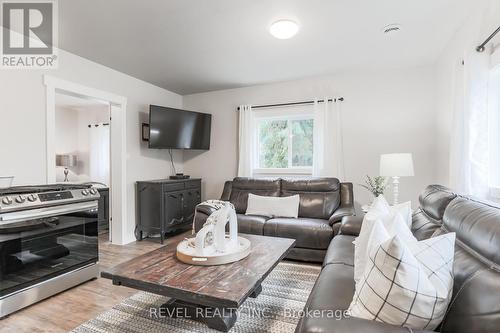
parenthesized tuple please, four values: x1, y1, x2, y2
(44, 75, 128, 245)
(54, 93, 112, 237)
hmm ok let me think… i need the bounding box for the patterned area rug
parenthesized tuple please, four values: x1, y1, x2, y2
(71, 262, 321, 333)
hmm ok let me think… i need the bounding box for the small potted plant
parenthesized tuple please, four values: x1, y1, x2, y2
(359, 175, 389, 211)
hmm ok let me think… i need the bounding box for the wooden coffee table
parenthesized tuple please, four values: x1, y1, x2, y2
(101, 232, 295, 332)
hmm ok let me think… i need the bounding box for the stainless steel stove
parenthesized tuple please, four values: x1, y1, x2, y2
(0, 184, 100, 318)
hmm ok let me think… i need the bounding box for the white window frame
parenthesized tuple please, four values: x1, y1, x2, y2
(252, 106, 314, 176)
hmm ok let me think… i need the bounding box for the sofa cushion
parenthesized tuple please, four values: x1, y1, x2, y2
(298, 263, 431, 333)
(235, 214, 269, 235)
(304, 263, 354, 311)
(411, 209, 441, 240)
(437, 197, 500, 333)
(281, 178, 340, 219)
(263, 217, 333, 250)
(229, 177, 281, 213)
(323, 235, 355, 267)
(443, 197, 500, 265)
(418, 184, 456, 220)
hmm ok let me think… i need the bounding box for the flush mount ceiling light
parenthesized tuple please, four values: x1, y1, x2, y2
(382, 24, 402, 35)
(270, 20, 299, 39)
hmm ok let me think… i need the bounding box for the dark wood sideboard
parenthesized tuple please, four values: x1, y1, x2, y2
(135, 178, 201, 243)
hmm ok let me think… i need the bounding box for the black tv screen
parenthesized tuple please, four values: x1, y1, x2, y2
(148, 105, 211, 150)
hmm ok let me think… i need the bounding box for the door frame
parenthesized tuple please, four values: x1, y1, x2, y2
(44, 75, 128, 245)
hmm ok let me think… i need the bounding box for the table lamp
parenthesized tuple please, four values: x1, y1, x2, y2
(380, 153, 414, 205)
(56, 154, 77, 182)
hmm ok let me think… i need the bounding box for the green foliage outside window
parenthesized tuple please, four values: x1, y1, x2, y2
(258, 118, 313, 168)
(291, 119, 313, 166)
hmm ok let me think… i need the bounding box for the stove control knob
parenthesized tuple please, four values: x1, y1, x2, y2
(15, 195, 26, 203)
(81, 189, 89, 196)
(89, 188, 97, 195)
(1, 197, 12, 205)
(27, 194, 37, 202)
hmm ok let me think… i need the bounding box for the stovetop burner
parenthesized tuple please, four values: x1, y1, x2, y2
(0, 183, 92, 195)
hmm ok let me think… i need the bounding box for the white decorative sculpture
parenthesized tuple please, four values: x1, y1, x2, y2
(177, 200, 251, 265)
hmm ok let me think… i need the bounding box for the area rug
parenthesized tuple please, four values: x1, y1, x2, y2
(71, 261, 320, 333)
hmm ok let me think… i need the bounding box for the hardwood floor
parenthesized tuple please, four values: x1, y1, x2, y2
(0, 233, 166, 333)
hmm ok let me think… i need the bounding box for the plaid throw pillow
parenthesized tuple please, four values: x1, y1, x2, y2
(349, 232, 456, 330)
(354, 200, 413, 284)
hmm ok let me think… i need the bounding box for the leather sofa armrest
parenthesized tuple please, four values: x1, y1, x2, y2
(220, 181, 232, 201)
(193, 204, 218, 233)
(196, 204, 218, 216)
(338, 215, 364, 236)
(328, 182, 356, 226)
(329, 206, 356, 225)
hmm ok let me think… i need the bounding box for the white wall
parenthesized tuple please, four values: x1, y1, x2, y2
(54, 102, 110, 182)
(183, 67, 438, 208)
(54, 106, 79, 178)
(0, 48, 183, 244)
(435, 1, 500, 187)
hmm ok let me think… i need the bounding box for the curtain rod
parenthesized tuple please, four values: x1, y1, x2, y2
(477, 24, 500, 52)
(87, 123, 110, 128)
(236, 97, 344, 111)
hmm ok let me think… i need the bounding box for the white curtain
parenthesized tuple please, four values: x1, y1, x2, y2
(237, 105, 255, 177)
(313, 98, 345, 179)
(89, 125, 110, 186)
(449, 8, 491, 198)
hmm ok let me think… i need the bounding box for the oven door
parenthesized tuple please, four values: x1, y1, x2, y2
(0, 201, 98, 297)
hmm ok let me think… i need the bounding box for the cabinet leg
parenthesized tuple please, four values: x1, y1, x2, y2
(134, 226, 143, 241)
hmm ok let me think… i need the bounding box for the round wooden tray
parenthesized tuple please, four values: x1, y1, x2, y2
(176, 236, 251, 266)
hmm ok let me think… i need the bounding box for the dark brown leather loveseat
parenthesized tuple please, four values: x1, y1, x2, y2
(296, 185, 500, 333)
(193, 177, 355, 262)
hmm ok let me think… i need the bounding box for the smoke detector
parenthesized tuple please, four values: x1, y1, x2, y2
(382, 24, 402, 35)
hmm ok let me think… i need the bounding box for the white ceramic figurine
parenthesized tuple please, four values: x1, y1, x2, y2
(177, 200, 251, 265)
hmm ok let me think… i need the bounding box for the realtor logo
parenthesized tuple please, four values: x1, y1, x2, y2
(1, 0, 58, 68)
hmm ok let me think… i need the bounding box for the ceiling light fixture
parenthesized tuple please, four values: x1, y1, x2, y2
(270, 20, 299, 39)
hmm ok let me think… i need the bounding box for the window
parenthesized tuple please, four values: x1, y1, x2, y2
(488, 66, 500, 199)
(254, 115, 314, 174)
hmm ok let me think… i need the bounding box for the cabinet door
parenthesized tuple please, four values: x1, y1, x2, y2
(163, 190, 184, 226)
(183, 189, 201, 223)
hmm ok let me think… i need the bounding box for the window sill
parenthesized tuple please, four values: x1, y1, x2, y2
(253, 168, 312, 175)
(489, 187, 500, 199)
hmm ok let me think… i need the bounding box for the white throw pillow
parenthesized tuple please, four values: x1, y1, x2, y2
(393, 201, 412, 228)
(365, 214, 416, 258)
(245, 194, 300, 218)
(354, 195, 413, 284)
(349, 232, 456, 330)
(354, 212, 415, 283)
(365, 195, 412, 227)
(364, 195, 391, 220)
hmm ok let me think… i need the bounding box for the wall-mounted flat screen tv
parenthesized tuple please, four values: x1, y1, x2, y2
(148, 105, 211, 150)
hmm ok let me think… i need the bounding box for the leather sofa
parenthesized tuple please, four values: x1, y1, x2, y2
(193, 177, 355, 262)
(296, 185, 500, 333)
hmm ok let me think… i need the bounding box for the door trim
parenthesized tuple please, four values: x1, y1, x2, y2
(44, 75, 129, 245)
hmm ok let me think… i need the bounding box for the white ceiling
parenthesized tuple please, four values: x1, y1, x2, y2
(59, 0, 474, 95)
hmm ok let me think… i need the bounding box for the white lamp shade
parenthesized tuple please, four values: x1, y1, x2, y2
(56, 154, 77, 168)
(380, 153, 414, 177)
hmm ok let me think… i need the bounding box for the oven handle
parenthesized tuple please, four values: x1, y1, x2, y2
(0, 201, 98, 224)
